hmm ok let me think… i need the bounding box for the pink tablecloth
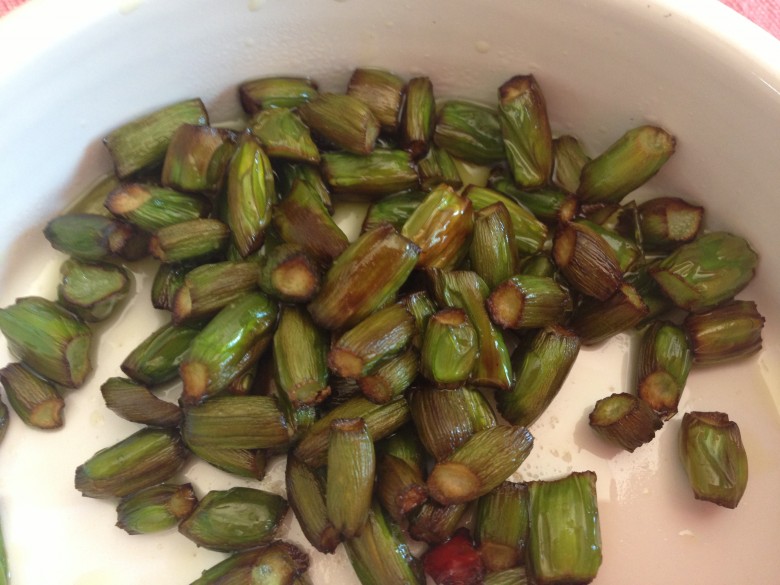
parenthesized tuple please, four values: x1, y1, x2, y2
(1, 0, 778, 38)
(0, 0, 779, 38)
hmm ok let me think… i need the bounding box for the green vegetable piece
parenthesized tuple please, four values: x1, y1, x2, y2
(487, 275, 572, 330)
(249, 108, 320, 164)
(308, 224, 419, 330)
(321, 150, 419, 200)
(182, 395, 291, 451)
(401, 183, 474, 270)
(226, 133, 276, 257)
(161, 124, 237, 194)
(469, 202, 518, 290)
(179, 487, 288, 552)
(409, 387, 497, 462)
(100, 377, 182, 428)
(488, 168, 574, 225)
(103, 98, 208, 179)
(286, 455, 341, 554)
(589, 392, 663, 452)
(0, 296, 92, 388)
(0, 362, 64, 429)
(294, 396, 410, 468)
(420, 309, 478, 388)
(526, 471, 602, 585)
(239, 76, 319, 113)
(636, 321, 692, 419)
(121, 321, 200, 386)
(679, 411, 748, 508)
(400, 76, 436, 158)
(552, 134, 590, 194)
(427, 425, 534, 505)
(75, 427, 189, 498)
(276, 162, 333, 213)
(569, 283, 649, 346)
(191, 541, 310, 585)
(298, 93, 380, 155)
(428, 269, 513, 391)
(434, 100, 504, 165)
(517, 253, 557, 278)
(272, 178, 349, 266)
(376, 453, 428, 522)
(638, 196, 704, 252)
(187, 443, 267, 480)
(151, 262, 193, 311)
(0, 396, 8, 444)
(497, 326, 581, 428)
(575, 218, 642, 273)
(498, 74, 553, 188)
(417, 146, 463, 190)
(552, 220, 622, 301)
(409, 501, 469, 545)
(344, 502, 425, 585)
(44, 213, 149, 261)
(683, 300, 765, 365)
(57, 258, 131, 322)
(326, 418, 376, 538)
(180, 292, 278, 404)
(649, 232, 758, 312)
(347, 67, 405, 133)
(577, 125, 676, 204)
(625, 262, 675, 327)
(149, 218, 230, 264)
(362, 190, 426, 233)
(105, 183, 211, 232)
(116, 483, 197, 535)
(258, 243, 321, 304)
(328, 303, 415, 379)
(273, 306, 330, 406)
(401, 290, 438, 348)
(475, 482, 529, 572)
(358, 348, 419, 404)
(465, 185, 548, 256)
(172, 260, 260, 324)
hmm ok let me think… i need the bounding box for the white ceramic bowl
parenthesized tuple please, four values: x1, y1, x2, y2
(1, 1, 779, 583)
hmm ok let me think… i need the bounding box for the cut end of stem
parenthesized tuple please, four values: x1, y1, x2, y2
(428, 461, 481, 505)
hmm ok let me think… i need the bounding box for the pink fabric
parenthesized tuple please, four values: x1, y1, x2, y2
(0, 0, 778, 36)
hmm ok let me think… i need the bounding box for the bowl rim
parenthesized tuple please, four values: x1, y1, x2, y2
(0, 0, 779, 85)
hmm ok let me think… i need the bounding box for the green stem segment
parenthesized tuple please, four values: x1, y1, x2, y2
(497, 326, 581, 428)
(180, 292, 278, 404)
(409, 386, 497, 462)
(636, 321, 692, 419)
(0, 363, 65, 429)
(178, 487, 288, 552)
(589, 392, 662, 452)
(427, 426, 533, 506)
(683, 300, 765, 365)
(498, 74, 553, 188)
(679, 411, 748, 509)
(75, 427, 189, 498)
(57, 259, 131, 323)
(116, 483, 198, 535)
(308, 224, 420, 330)
(100, 377, 182, 428)
(428, 269, 513, 390)
(326, 418, 376, 538)
(0, 296, 92, 388)
(526, 471, 602, 585)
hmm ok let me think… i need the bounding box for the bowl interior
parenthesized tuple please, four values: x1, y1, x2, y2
(0, 1, 779, 583)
